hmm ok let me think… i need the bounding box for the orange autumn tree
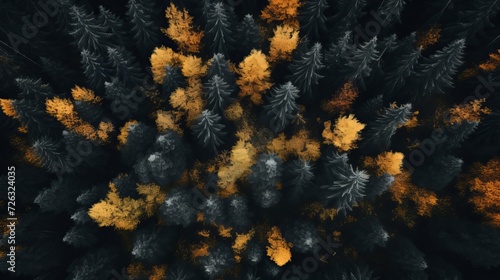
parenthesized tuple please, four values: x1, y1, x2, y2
(261, 0, 301, 28)
(267, 129, 321, 161)
(446, 99, 491, 125)
(416, 25, 441, 49)
(162, 3, 203, 53)
(390, 171, 438, 220)
(45, 87, 114, 143)
(268, 25, 300, 62)
(467, 158, 500, 227)
(266, 226, 293, 266)
(322, 81, 359, 115)
(88, 183, 145, 230)
(149, 46, 186, 84)
(237, 49, 273, 105)
(169, 55, 206, 123)
(364, 151, 405, 176)
(88, 182, 166, 230)
(479, 49, 500, 72)
(322, 115, 365, 152)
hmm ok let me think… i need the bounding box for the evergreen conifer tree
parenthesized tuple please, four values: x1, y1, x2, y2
(80, 49, 113, 91)
(248, 153, 283, 208)
(444, 0, 500, 41)
(132, 227, 175, 264)
(263, 82, 300, 133)
(31, 137, 71, 174)
(343, 217, 389, 252)
(344, 37, 380, 89)
(383, 47, 421, 101)
(160, 187, 198, 227)
(361, 104, 412, 154)
(192, 110, 226, 153)
(412, 155, 462, 191)
(106, 47, 145, 86)
(66, 248, 118, 280)
(409, 39, 465, 100)
(69, 6, 113, 54)
(285, 221, 320, 253)
(126, 0, 160, 51)
(206, 53, 237, 93)
(365, 173, 394, 199)
(331, 0, 367, 37)
(238, 15, 261, 54)
(199, 243, 235, 279)
(287, 43, 324, 98)
(321, 164, 369, 213)
(375, 0, 405, 27)
(162, 65, 185, 98)
(300, 0, 329, 42)
(283, 159, 314, 204)
(98, 6, 131, 47)
(204, 2, 236, 55)
(204, 75, 234, 113)
(325, 31, 355, 71)
(63, 225, 98, 248)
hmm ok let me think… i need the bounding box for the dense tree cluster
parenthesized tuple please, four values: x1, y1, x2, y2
(1, 0, 500, 279)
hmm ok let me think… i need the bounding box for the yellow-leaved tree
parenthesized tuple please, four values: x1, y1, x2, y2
(322, 115, 365, 152)
(237, 49, 273, 105)
(466, 158, 500, 227)
(266, 226, 292, 266)
(261, 0, 301, 28)
(88, 182, 166, 230)
(364, 151, 405, 176)
(150, 46, 186, 84)
(322, 82, 359, 115)
(162, 3, 203, 53)
(88, 183, 144, 230)
(268, 25, 299, 62)
(45, 93, 114, 143)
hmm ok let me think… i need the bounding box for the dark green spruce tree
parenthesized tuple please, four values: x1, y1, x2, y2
(204, 2, 236, 55)
(98, 6, 131, 47)
(247, 153, 283, 208)
(162, 65, 185, 98)
(192, 110, 226, 153)
(343, 217, 389, 252)
(287, 43, 324, 98)
(263, 81, 300, 133)
(204, 75, 234, 113)
(283, 159, 314, 204)
(107, 47, 145, 86)
(325, 31, 354, 71)
(80, 49, 113, 91)
(360, 103, 412, 154)
(206, 53, 237, 93)
(238, 15, 261, 54)
(383, 46, 421, 102)
(126, 0, 160, 51)
(375, 0, 405, 27)
(299, 0, 329, 42)
(411, 155, 462, 191)
(331, 0, 367, 38)
(321, 163, 369, 213)
(69, 6, 113, 54)
(344, 37, 379, 89)
(444, 0, 500, 41)
(31, 137, 71, 174)
(409, 39, 465, 101)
